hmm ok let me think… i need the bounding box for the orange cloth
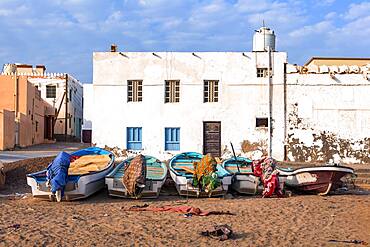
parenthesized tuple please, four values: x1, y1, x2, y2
(127, 205, 235, 216)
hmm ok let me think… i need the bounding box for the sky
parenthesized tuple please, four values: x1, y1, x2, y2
(0, 0, 369, 82)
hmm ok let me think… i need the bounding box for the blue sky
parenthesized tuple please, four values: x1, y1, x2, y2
(0, 0, 369, 82)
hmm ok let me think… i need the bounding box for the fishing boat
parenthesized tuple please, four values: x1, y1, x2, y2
(277, 164, 354, 195)
(222, 157, 264, 195)
(169, 152, 232, 197)
(105, 155, 167, 199)
(27, 147, 115, 201)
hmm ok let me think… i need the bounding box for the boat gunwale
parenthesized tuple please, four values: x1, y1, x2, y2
(26, 148, 115, 179)
(277, 166, 354, 176)
(222, 157, 253, 175)
(106, 155, 167, 181)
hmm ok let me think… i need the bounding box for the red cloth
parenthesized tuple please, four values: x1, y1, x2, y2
(252, 157, 284, 198)
(126, 205, 234, 216)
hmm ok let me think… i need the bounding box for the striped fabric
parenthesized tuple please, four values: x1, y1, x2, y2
(114, 157, 166, 181)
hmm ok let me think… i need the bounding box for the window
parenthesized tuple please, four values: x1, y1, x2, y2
(127, 80, 143, 102)
(165, 80, 180, 103)
(35, 121, 38, 132)
(165, 128, 180, 151)
(257, 68, 268, 78)
(256, 118, 268, 127)
(127, 127, 142, 150)
(204, 80, 219, 103)
(69, 89, 73, 102)
(46, 85, 56, 98)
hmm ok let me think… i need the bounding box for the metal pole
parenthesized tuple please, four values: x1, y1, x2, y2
(65, 74, 68, 142)
(268, 47, 272, 157)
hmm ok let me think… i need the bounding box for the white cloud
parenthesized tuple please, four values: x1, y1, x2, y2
(344, 2, 370, 20)
(289, 20, 333, 38)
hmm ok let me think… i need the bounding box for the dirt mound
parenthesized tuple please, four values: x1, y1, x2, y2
(1, 156, 55, 194)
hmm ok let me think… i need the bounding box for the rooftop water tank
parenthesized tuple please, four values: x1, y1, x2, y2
(253, 26, 276, 52)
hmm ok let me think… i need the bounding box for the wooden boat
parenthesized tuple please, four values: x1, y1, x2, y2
(277, 165, 354, 195)
(105, 155, 167, 198)
(27, 147, 115, 201)
(169, 152, 232, 197)
(222, 157, 264, 195)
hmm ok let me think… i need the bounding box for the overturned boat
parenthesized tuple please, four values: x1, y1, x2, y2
(105, 155, 167, 199)
(277, 164, 354, 195)
(222, 157, 264, 195)
(169, 152, 232, 197)
(27, 147, 115, 201)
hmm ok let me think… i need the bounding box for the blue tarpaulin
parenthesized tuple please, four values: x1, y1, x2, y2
(47, 151, 71, 195)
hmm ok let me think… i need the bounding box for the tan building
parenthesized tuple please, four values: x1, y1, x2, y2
(305, 57, 370, 67)
(3, 63, 83, 142)
(0, 74, 55, 150)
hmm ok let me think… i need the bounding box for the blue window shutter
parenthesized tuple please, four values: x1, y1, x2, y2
(165, 127, 180, 151)
(127, 127, 142, 150)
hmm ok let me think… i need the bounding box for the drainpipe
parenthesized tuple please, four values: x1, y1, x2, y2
(283, 63, 288, 161)
(267, 47, 272, 157)
(65, 74, 68, 142)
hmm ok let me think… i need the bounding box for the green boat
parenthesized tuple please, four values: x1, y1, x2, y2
(105, 155, 167, 199)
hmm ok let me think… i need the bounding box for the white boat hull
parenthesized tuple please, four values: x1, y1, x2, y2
(230, 174, 264, 195)
(169, 169, 232, 197)
(27, 154, 115, 201)
(105, 177, 166, 199)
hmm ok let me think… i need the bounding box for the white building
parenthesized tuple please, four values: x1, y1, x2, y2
(92, 27, 370, 163)
(28, 74, 83, 141)
(93, 50, 287, 160)
(82, 83, 93, 143)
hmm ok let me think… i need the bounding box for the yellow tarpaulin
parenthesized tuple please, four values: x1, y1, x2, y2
(68, 155, 110, 175)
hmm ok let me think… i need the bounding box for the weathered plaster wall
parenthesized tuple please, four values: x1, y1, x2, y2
(0, 110, 15, 150)
(286, 73, 370, 163)
(93, 52, 287, 160)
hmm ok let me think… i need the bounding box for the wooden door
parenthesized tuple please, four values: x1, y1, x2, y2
(203, 121, 221, 157)
(82, 130, 92, 143)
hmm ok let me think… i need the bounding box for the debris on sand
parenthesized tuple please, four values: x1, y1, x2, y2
(201, 224, 233, 241)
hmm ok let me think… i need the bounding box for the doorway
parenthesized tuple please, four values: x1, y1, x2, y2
(203, 121, 221, 157)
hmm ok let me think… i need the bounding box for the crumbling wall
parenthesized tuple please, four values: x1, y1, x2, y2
(287, 103, 370, 164)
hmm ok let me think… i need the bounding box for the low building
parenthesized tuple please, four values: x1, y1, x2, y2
(0, 74, 55, 150)
(4, 64, 84, 142)
(93, 48, 288, 160)
(304, 57, 370, 67)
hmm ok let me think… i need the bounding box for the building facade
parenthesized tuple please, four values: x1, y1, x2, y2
(93, 51, 288, 160)
(28, 74, 83, 141)
(0, 74, 55, 150)
(92, 28, 370, 164)
(2, 64, 83, 143)
(285, 64, 370, 163)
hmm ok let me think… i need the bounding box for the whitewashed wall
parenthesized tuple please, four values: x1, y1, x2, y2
(28, 76, 83, 138)
(285, 73, 370, 163)
(93, 52, 287, 160)
(82, 83, 93, 130)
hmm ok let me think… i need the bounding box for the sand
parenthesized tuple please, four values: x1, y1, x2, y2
(0, 158, 369, 246)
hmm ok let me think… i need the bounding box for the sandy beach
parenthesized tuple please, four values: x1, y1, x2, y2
(1, 158, 369, 246)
